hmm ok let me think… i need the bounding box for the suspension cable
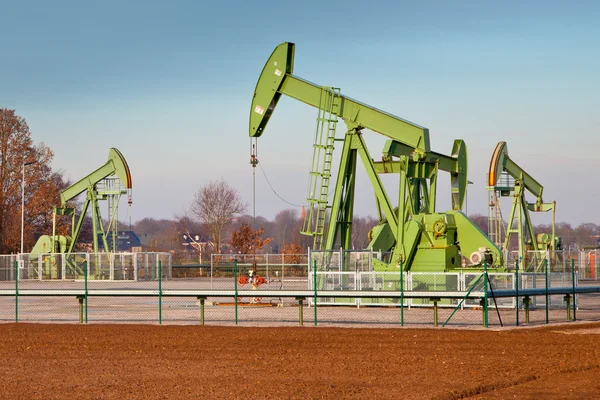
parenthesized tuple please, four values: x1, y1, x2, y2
(257, 161, 303, 208)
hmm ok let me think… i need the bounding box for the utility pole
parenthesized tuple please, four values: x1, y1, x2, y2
(21, 159, 38, 254)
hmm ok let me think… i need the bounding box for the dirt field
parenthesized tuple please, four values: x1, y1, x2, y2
(1, 323, 599, 399)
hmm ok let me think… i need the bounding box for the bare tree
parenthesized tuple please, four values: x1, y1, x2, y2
(131, 216, 182, 251)
(190, 180, 247, 254)
(134, 217, 166, 237)
(351, 216, 379, 249)
(273, 209, 299, 252)
(468, 213, 488, 235)
(574, 223, 600, 248)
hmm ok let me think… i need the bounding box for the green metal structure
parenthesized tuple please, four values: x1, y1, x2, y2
(250, 42, 502, 272)
(487, 141, 558, 271)
(31, 148, 132, 255)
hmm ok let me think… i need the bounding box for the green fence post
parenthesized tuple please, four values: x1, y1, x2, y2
(571, 258, 576, 321)
(84, 261, 88, 323)
(515, 259, 519, 327)
(432, 298, 440, 327)
(400, 261, 404, 327)
(483, 261, 488, 328)
(296, 297, 304, 326)
(313, 260, 317, 327)
(158, 260, 162, 325)
(564, 294, 571, 321)
(545, 258, 549, 324)
(197, 296, 205, 325)
(77, 296, 84, 323)
(524, 296, 530, 323)
(234, 260, 238, 325)
(15, 260, 18, 323)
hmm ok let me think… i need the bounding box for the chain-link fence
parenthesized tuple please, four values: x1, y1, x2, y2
(0, 252, 171, 282)
(1, 251, 599, 327)
(505, 249, 600, 280)
(0, 252, 171, 323)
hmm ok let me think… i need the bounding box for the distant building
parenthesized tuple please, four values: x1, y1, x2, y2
(98, 231, 143, 252)
(181, 233, 212, 262)
(182, 233, 209, 249)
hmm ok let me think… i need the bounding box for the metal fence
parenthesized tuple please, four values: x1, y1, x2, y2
(1, 252, 599, 328)
(505, 249, 600, 279)
(0, 252, 172, 282)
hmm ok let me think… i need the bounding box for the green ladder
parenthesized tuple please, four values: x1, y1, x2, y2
(302, 87, 341, 249)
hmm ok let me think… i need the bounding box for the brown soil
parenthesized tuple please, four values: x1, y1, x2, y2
(1, 322, 599, 399)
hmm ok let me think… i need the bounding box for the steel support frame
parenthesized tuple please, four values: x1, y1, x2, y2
(323, 126, 444, 271)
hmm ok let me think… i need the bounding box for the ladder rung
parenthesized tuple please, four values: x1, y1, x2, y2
(310, 93, 339, 251)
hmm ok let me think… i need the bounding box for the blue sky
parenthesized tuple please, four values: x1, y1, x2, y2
(1, 0, 599, 226)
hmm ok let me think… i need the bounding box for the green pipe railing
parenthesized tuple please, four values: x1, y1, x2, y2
(4, 259, 598, 328)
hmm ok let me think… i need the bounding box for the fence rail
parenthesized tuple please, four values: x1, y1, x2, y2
(0, 252, 172, 281)
(1, 258, 599, 328)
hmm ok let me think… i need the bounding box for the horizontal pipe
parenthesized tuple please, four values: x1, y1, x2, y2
(0, 289, 484, 299)
(2, 286, 597, 299)
(489, 286, 600, 297)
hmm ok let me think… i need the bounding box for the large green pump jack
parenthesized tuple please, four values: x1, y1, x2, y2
(250, 42, 503, 272)
(31, 148, 132, 260)
(488, 142, 558, 271)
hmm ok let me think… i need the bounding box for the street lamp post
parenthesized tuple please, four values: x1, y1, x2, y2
(21, 160, 37, 254)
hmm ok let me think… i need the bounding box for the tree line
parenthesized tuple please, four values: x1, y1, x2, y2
(134, 205, 380, 262)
